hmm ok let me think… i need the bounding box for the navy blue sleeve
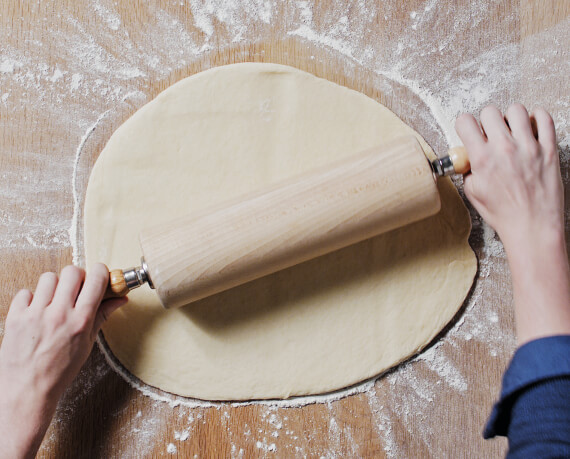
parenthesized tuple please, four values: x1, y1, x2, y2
(484, 335, 570, 457)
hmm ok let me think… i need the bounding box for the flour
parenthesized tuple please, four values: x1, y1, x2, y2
(49, 67, 65, 83)
(175, 429, 190, 441)
(92, 0, 122, 31)
(0, 58, 20, 73)
(69, 110, 112, 264)
(70, 73, 83, 92)
(2, 0, 568, 457)
(98, 335, 378, 408)
(256, 439, 276, 452)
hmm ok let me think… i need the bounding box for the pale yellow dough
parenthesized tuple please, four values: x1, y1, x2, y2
(84, 63, 476, 400)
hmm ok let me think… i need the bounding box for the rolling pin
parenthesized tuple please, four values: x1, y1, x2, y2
(106, 135, 469, 309)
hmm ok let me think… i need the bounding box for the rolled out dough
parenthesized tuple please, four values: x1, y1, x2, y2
(84, 63, 477, 400)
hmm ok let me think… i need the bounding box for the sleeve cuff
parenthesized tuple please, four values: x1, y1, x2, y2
(484, 335, 570, 438)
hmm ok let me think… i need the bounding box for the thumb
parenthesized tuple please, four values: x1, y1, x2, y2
(92, 297, 128, 334)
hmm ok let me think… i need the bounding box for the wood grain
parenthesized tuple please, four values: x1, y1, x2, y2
(0, 0, 567, 457)
(141, 136, 440, 309)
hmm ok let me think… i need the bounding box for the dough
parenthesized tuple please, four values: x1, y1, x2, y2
(84, 63, 476, 400)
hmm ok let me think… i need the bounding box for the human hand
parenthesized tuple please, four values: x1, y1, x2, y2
(0, 263, 126, 458)
(455, 104, 563, 250)
(457, 104, 570, 344)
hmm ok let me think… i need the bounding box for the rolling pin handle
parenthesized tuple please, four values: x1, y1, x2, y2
(105, 258, 153, 299)
(431, 146, 471, 177)
(106, 269, 129, 298)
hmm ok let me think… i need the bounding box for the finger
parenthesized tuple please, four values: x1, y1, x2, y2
(505, 104, 535, 144)
(76, 263, 111, 318)
(10, 289, 33, 311)
(30, 272, 58, 310)
(532, 107, 557, 153)
(456, 113, 486, 148)
(51, 265, 85, 309)
(92, 297, 128, 333)
(480, 105, 511, 140)
(455, 114, 486, 168)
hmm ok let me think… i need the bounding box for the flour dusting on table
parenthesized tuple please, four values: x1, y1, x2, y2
(1, 0, 568, 457)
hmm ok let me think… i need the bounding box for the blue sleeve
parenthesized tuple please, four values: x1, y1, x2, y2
(484, 335, 570, 458)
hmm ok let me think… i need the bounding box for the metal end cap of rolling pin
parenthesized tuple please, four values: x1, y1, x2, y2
(123, 257, 154, 290)
(430, 156, 455, 177)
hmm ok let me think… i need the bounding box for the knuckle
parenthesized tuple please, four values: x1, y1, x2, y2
(4, 306, 20, 324)
(527, 142, 540, 158)
(543, 113, 555, 128)
(93, 262, 109, 274)
(480, 104, 500, 119)
(455, 113, 471, 128)
(11, 289, 32, 308)
(74, 315, 92, 334)
(62, 265, 84, 277)
(499, 138, 517, 156)
(18, 288, 33, 300)
(5, 315, 23, 332)
(61, 265, 85, 284)
(543, 146, 559, 163)
(534, 107, 554, 124)
(91, 265, 110, 284)
(507, 103, 526, 115)
(40, 271, 58, 283)
(46, 311, 67, 329)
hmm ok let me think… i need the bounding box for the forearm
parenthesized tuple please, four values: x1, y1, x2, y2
(502, 228, 570, 345)
(0, 381, 55, 459)
(0, 264, 126, 458)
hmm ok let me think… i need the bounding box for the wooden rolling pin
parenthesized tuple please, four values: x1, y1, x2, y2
(107, 135, 469, 309)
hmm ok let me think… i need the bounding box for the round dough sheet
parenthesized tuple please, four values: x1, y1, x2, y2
(85, 63, 476, 400)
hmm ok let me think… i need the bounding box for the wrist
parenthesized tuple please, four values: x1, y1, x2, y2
(503, 225, 569, 290)
(500, 223, 566, 263)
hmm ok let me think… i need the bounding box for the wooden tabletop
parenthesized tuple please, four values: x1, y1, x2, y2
(1, 1, 568, 457)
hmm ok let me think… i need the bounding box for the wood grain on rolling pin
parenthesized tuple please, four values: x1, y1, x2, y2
(140, 135, 440, 309)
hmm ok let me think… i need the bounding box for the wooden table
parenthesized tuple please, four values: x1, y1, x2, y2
(1, 1, 568, 457)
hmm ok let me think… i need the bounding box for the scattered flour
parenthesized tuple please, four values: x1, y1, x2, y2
(0, 58, 20, 73)
(256, 439, 277, 452)
(70, 73, 83, 91)
(69, 110, 112, 264)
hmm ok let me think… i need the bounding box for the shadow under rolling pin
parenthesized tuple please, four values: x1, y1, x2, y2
(106, 135, 470, 309)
